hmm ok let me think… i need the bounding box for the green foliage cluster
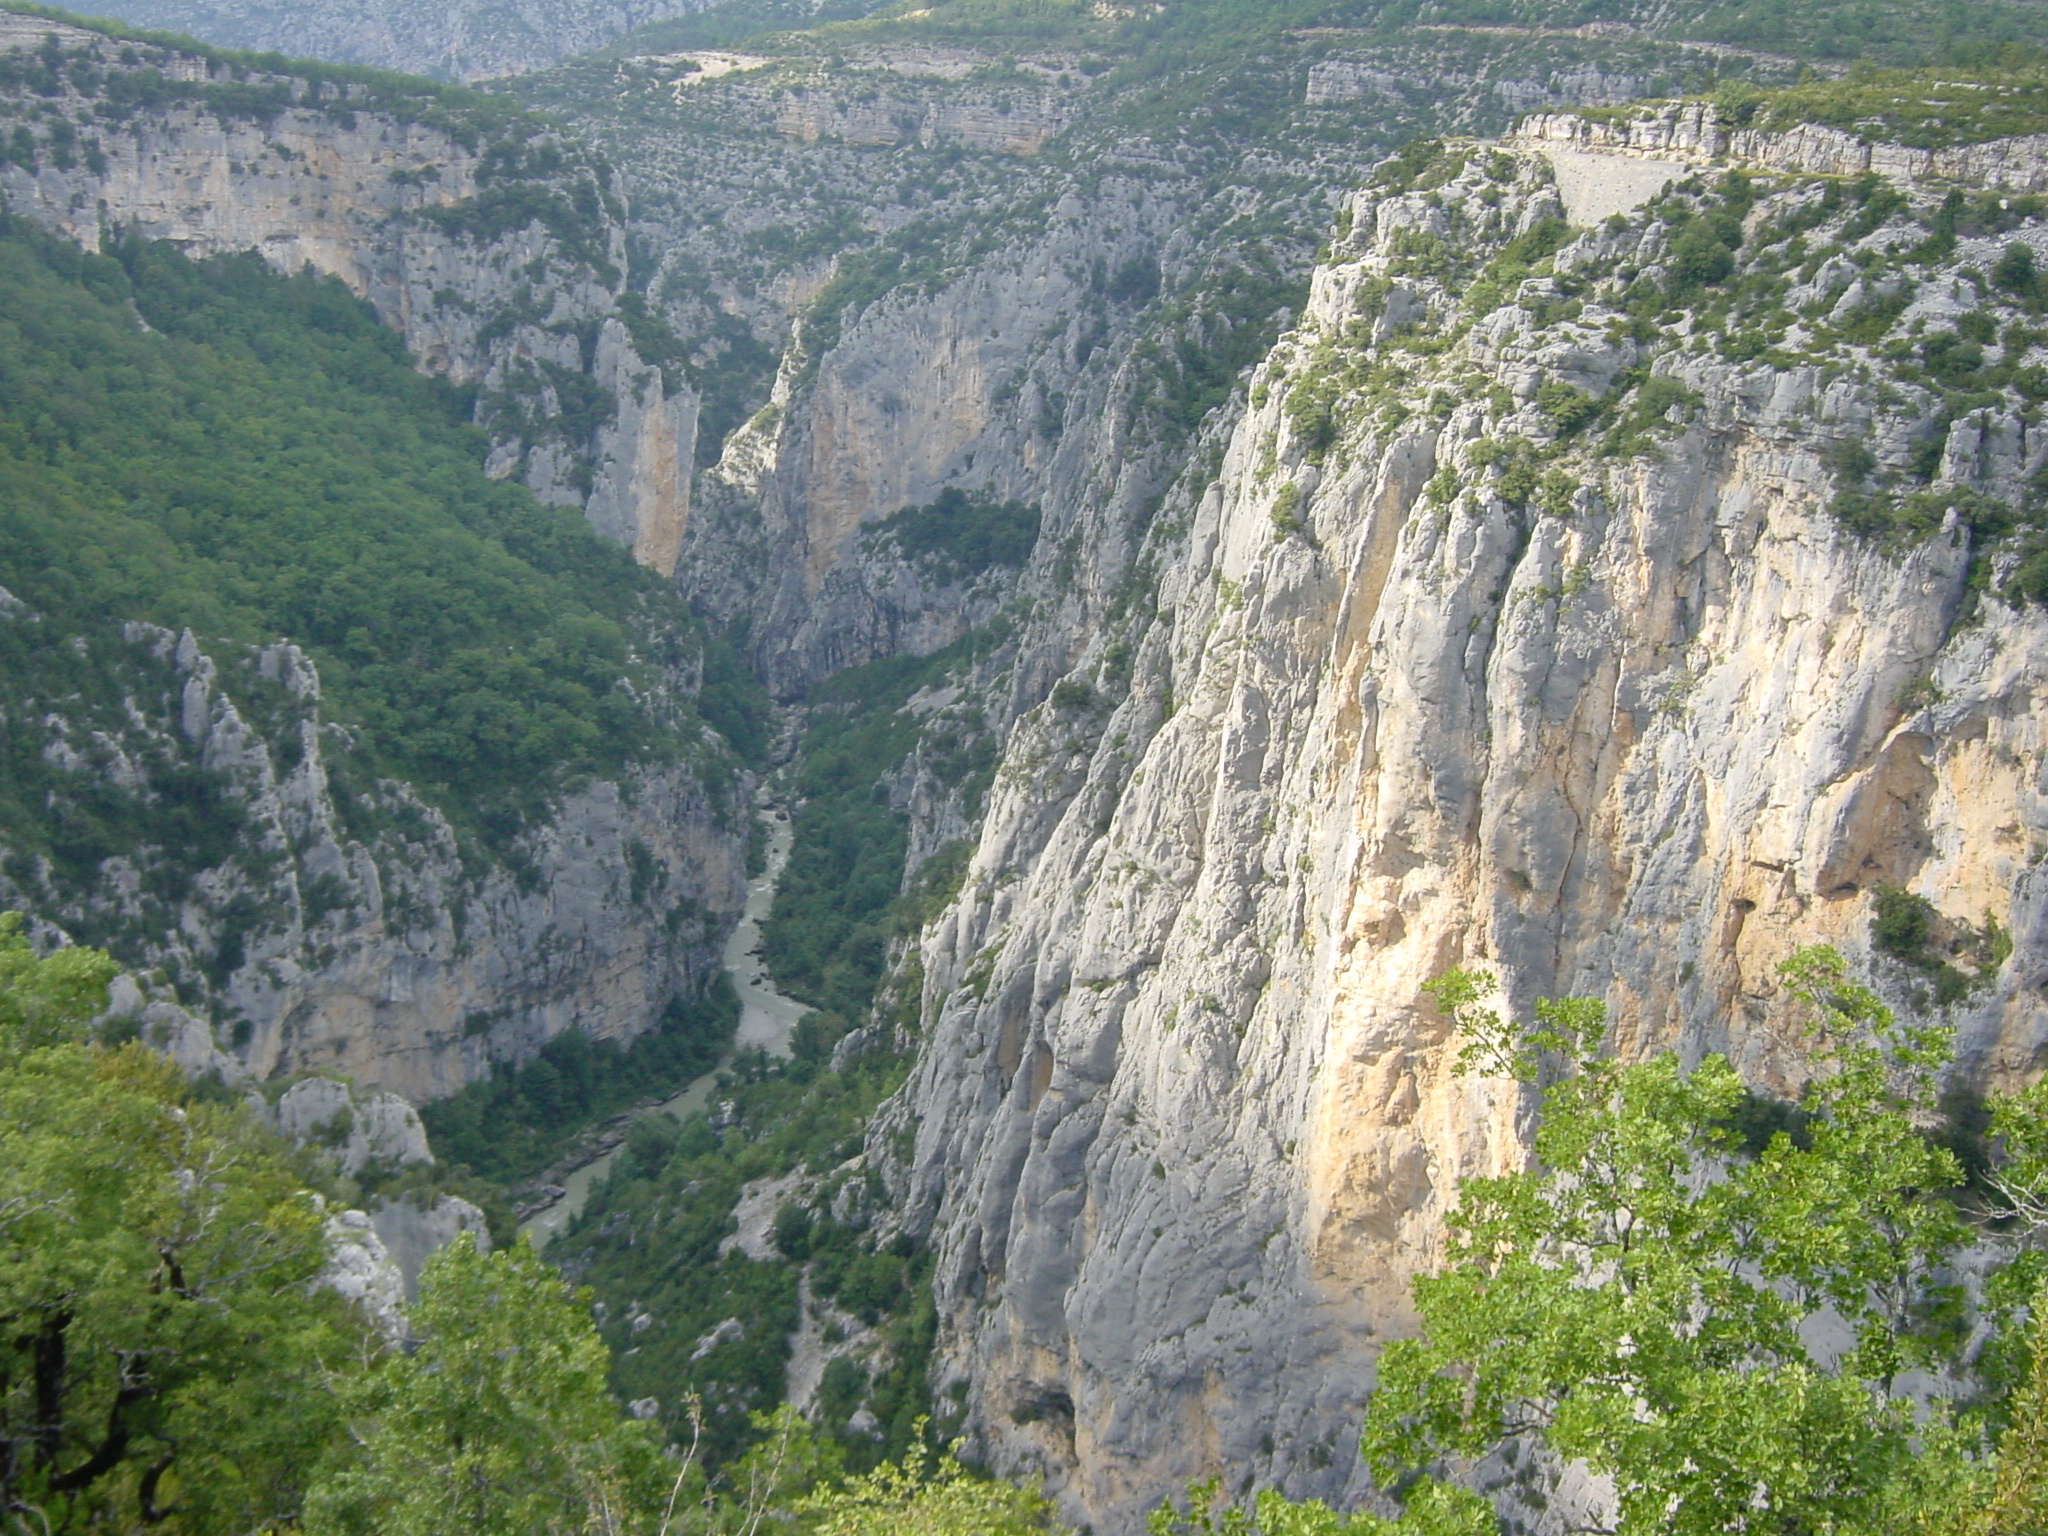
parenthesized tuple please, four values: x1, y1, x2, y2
(307, 1236, 669, 1536)
(0, 212, 731, 844)
(1369, 139, 1462, 198)
(418, 976, 742, 1186)
(0, 912, 371, 1535)
(599, 0, 2044, 77)
(0, 912, 1044, 1535)
(1273, 327, 1427, 466)
(1827, 432, 2048, 599)
(1269, 481, 1307, 539)
(697, 621, 777, 770)
(797, 1432, 1061, 1536)
(1599, 374, 1702, 458)
(1347, 950, 2048, 1535)
(0, 618, 249, 937)
(555, 1048, 938, 1469)
(1456, 436, 1580, 519)
(1376, 158, 2048, 603)
(421, 178, 617, 283)
(1869, 885, 2012, 1007)
(1460, 216, 1567, 317)
(1128, 253, 1310, 440)
(1748, 64, 2048, 148)
(595, 0, 894, 57)
(894, 838, 974, 932)
(867, 487, 1042, 585)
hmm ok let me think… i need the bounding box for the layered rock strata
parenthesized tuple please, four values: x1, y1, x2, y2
(1519, 100, 2048, 194)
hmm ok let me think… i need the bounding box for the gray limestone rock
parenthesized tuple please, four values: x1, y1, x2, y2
(320, 1208, 409, 1340)
(863, 143, 2048, 1530)
(369, 1194, 493, 1302)
(267, 1078, 433, 1176)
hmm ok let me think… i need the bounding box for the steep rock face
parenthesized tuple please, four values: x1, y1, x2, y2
(892, 141, 2048, 1527)
(46, 0, 729, 81)
(1520, 101, 2048, 192)
(271, 1077, 492, 1309)
(0, 12, 696, 572)
(679, 182, 1179, 692)
(542, 29, 1759, 691)
(0, 611, 745, 1101)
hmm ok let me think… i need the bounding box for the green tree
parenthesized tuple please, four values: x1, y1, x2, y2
(798, 1429, 1064, 1536)
(306, 1235, 669, 1536)
(0, 912, 363, 1535)
(1359, 949, 2009, 1534)
(1149, 1479, 1491, 1536)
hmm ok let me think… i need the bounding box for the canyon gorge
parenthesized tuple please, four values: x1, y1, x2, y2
(4, 0, 2048, 1528)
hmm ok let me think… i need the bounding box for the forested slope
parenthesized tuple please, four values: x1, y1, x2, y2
(0, 190, 750, 1101)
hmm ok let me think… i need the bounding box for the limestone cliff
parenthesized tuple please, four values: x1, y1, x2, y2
(43, 0, 731, 82)
(880, 128, 2048, 1527)
(531, 28, 1764, 690)
(0, 10, 695, 573)
(0, 606, 745, 1100)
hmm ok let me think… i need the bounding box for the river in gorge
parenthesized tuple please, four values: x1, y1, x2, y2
(520, 799, 809, 1250)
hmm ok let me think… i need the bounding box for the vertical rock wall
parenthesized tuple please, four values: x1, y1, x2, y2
(0, 613, 746, 1101)
(890, 143, 2048, 1528)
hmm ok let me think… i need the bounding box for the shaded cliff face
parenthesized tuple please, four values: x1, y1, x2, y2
(885, 136, 2048, 1526)
(0, 11, 694, 573)
(0, 610, 745, 1101)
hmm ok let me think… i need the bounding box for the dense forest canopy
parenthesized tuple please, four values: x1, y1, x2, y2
(0, 214, 745, 841)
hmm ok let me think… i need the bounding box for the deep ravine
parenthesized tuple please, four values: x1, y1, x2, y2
(522, 795, 807, 1250)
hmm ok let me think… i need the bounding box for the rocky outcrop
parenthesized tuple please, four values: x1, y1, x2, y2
(280, 1077, 492, 1323)
(270, 1077, 492, 1317)
(321, 1195, 489, 1334)
(0, 612, 745, 1102)
(365, 1192, 493, 1301)
(0, 12, 697, 572)
(321, 1209, 410, 1339)
(1518, 100, 2048, 193)
(265, 1077, 435, 1175)
(884, 141, 2048, 1528)
(50, 0, 719, 81)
